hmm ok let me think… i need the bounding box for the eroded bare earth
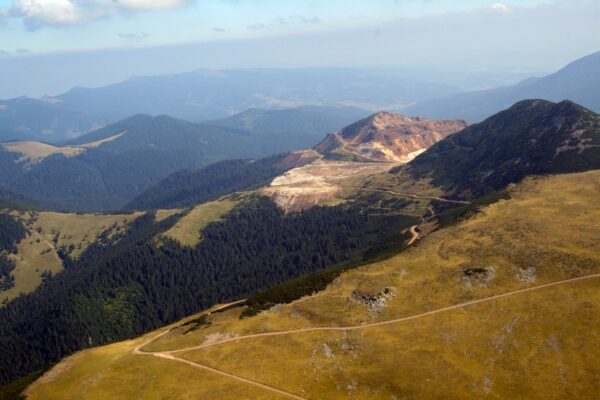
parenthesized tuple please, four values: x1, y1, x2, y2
(262, 160, 395, 212)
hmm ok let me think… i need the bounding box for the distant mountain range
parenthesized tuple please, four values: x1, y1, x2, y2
(0, 68, 459, 142)
(53, 68, 458, 120)
(405, 51, 600, 122)
(0, 106, 368, 211)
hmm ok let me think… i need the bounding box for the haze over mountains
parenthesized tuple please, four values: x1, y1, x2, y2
(2, 51, 600, 144)
(0, 68, 457, 142)
(406, 51, 600, 122)
(0, 97, 105, 142)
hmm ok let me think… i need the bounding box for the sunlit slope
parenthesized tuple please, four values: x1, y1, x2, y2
(2, 211, 142, 302)
(161, 199, 238, 247)
(27, 170, 600, 399)
(25, 318, 289, 400)
(181, 278, 600, 399)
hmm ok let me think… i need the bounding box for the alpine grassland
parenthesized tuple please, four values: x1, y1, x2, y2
(24, 170, 600, 399)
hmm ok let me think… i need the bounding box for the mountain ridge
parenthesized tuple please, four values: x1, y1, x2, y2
(401, 99, 600, 198)
(405, 50, 600, 121)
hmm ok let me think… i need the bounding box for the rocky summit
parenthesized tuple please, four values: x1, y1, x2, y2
(315, 111, 467, 162)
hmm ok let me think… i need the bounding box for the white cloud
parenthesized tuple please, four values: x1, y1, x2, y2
(113, 0, 192, 12)
(490, 2, 511, 14)
(7, 0, 193, 29)
(12, 0, 86, 27)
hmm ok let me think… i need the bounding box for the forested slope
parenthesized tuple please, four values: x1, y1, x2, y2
(0, 198, 417, 384)
(127, 154, 290, 210)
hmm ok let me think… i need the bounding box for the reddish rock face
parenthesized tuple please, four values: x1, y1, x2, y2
(315, 111, 467, 162)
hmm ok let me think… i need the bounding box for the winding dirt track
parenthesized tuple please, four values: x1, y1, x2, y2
(407, 205, 437, 245)
(134, 273, 600, 400)
(406, 225, 420, 246)
(348, 186, 471, 205)
(348, 185, 466, 246)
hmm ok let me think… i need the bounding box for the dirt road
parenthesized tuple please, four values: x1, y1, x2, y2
(407, 225, 420, 245)
(349, 186, 471, 205)
(406, 205, 436, 246)
(134, 273, 600, 399)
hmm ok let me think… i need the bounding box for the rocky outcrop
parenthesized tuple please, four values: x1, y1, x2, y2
(315, 111, 467, 163)
(349, 287, 397, 316)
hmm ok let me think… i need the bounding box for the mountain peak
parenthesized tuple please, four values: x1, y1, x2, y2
(315, 111, 467, 162)
(406, 99, 600, 199)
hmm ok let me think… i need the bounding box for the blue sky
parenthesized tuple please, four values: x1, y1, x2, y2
(0, 0, 570, 54)
(0, 0, 599, 98)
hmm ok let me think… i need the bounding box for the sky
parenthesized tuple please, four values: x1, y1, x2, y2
(1, 0, 600, 97)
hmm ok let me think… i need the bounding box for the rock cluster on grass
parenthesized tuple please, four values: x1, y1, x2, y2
(460, 265, 496, 289)
(517, 266, 537, 282)
(349, 287, 397, 316)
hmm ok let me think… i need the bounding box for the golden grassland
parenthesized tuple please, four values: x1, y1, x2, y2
(154, 208, 181, 222)
(25, 325, 288, 400)
(182, 278, 600, 399)
(0, 132, 125, 164)
(25, 170, 600, 399)
(0, 141, 84, 164)
(1, 211, 142, 302)
(161, 199, 238, 247)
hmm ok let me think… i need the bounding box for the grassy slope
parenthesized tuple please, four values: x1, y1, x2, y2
(25, 170, 600, 399)
(183, 279, 600, 399)
(161, 199, 238, 247)
(1, 211, 142, 303)
(25, 326, 287, 400)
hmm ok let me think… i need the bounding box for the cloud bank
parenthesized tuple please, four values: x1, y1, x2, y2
(6, 0, 193, 29)
(490, 3, 512, 14)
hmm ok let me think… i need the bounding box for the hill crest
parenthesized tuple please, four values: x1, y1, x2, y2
(315, 111, 467, 162)
(404, 99, 600, 198)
